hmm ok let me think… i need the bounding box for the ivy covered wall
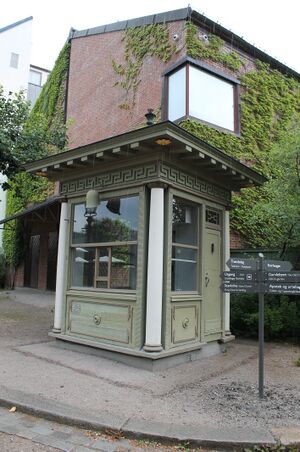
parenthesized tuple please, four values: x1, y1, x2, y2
(3, 43, 70, 266)
(181, 23, 300, 247)
(113, 21, 300, 247)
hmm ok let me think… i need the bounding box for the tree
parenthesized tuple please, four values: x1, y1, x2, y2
(0, 86, 67, 189)
(231, 115, 300, 255)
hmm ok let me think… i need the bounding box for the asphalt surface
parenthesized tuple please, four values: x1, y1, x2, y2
(0, 288, 300, 450)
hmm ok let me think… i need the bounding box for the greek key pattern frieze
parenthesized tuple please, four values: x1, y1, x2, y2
(60, 163, 158, 194)
(159, 163, 231, 202)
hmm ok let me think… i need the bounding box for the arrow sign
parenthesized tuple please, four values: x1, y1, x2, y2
(263, 260, 293, 272)
(264, 282, 300, 295)
(264, 271, 300, 283)
(222, 271, 258, 282)
(226, 258, 258, 271)
(221, 281, 260, 293)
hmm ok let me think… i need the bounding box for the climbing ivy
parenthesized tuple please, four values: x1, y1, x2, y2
(3, 43, 70, 266)
(181, 61, 300, 247)
(3, 174, 53, 266)
(31, 43, 70, 129)
(185, 22, 242, 71)
(112, 24, 177, 108)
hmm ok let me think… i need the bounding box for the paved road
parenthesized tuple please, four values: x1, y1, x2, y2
(0, 406, 215, 451)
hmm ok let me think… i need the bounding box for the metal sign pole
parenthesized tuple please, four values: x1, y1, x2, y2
(258, 253, 264, 399)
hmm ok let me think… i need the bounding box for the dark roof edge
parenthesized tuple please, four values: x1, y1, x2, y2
(0, 16, 33, 34)
(190, 10, 300, 81)
(30, 64, 51, 73)
(70, 7, 300, 81)
(70, 8, 190, 39)
(0, 196, 62, 225)
(24, 120, 266, 185)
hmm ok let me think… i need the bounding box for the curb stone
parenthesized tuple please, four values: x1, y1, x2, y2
(0, 390, 279, 450)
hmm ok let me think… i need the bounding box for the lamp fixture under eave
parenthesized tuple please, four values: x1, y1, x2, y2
(155, 138, 172, 146)
(85, 189, 99, 218)
(145, 109, 156, 125)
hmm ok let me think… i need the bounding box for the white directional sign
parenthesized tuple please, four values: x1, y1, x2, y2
(264, 271, 300, 283)
(264, 282, 300, 295)
(263, 260, 292, 272)
(226, 258, 258, 271)
(222, 271, 257, 282)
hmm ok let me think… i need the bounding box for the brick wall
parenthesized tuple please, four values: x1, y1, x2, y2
(66, 21, 186, 149)
(230, 230, 247, 250)
(66, 20, 257, 150)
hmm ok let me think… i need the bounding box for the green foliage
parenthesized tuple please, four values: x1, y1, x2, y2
(0, 88, 30, 186)
(3, 173, 53, 266)
(295, 357, 300, 367)
(245, 445, 298, 451)
(31, 43, 70, 129)
(185, 22, 242, 71)
(231, 117, 300, 249)
(231, 293, 300, 342)
(181, 62, 300, 248)
(112, 24, 176, 106)
(3, 43, 70, 266)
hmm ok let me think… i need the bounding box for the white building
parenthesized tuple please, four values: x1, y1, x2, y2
(0, 17, 33, 96)
(0, 17, 49, 247)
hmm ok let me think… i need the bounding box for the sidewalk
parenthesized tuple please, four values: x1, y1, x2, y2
(0, 289, 299, 449)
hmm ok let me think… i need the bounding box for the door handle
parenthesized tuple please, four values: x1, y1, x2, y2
(205, 275, 210, 287)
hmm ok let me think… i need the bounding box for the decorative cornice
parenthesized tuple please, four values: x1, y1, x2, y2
(60, 161, 230, 204)
(159, 162, 231, 203)
(60, 163, 158, 194)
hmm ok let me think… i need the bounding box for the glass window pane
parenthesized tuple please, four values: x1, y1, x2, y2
(72, 247, 95, 287)
(98, 248, 109, 278)
(29, 70, 42, 86)
(72, 196, 139, 244)
(168, 67, 186, 121)
(111, 245, 137, 290)
(189, 66, 234, 131)
(172, 198, 198, 245)
(172, 247, 197, 291)
(10, 52, 19, 69)
(96, 281, 108, 288)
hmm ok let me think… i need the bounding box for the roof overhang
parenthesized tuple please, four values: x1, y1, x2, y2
(0, 196, 62, 226)
(69, 7, 300, 81)
(24, 121, 266, 191)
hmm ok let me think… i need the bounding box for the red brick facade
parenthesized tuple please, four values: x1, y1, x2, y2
(67, 21, 186, 149)
(66, 20, 258, 150)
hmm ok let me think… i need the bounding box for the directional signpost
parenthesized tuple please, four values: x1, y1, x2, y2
(221, 254, 300, 399)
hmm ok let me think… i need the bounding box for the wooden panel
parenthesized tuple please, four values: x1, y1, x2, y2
(68, 299, 133, 344)
(171, 304, 199, 345)
(204, 229, 222, 334)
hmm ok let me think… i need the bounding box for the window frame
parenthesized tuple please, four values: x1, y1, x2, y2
(29, 69, 42, 86)
(69, 192, 140, 293)
(163, 57, 240, 135)
(10, 52, 19, 69)
(171, 196, 201, 294)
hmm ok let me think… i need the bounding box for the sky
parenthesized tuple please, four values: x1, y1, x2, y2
(1, 0, 300, 73)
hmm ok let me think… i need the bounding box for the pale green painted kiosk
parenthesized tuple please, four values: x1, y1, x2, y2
(26, 122, 265, 369)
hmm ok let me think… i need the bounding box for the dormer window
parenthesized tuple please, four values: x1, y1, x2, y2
(165, 58, 240, 134)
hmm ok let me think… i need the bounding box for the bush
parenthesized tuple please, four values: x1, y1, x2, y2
(231, 293, 300, 342)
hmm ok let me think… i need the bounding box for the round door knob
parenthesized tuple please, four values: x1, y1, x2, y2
(93, 314, 101, 325)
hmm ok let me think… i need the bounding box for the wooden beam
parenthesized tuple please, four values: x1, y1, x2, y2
(180, 151, 206, 161)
